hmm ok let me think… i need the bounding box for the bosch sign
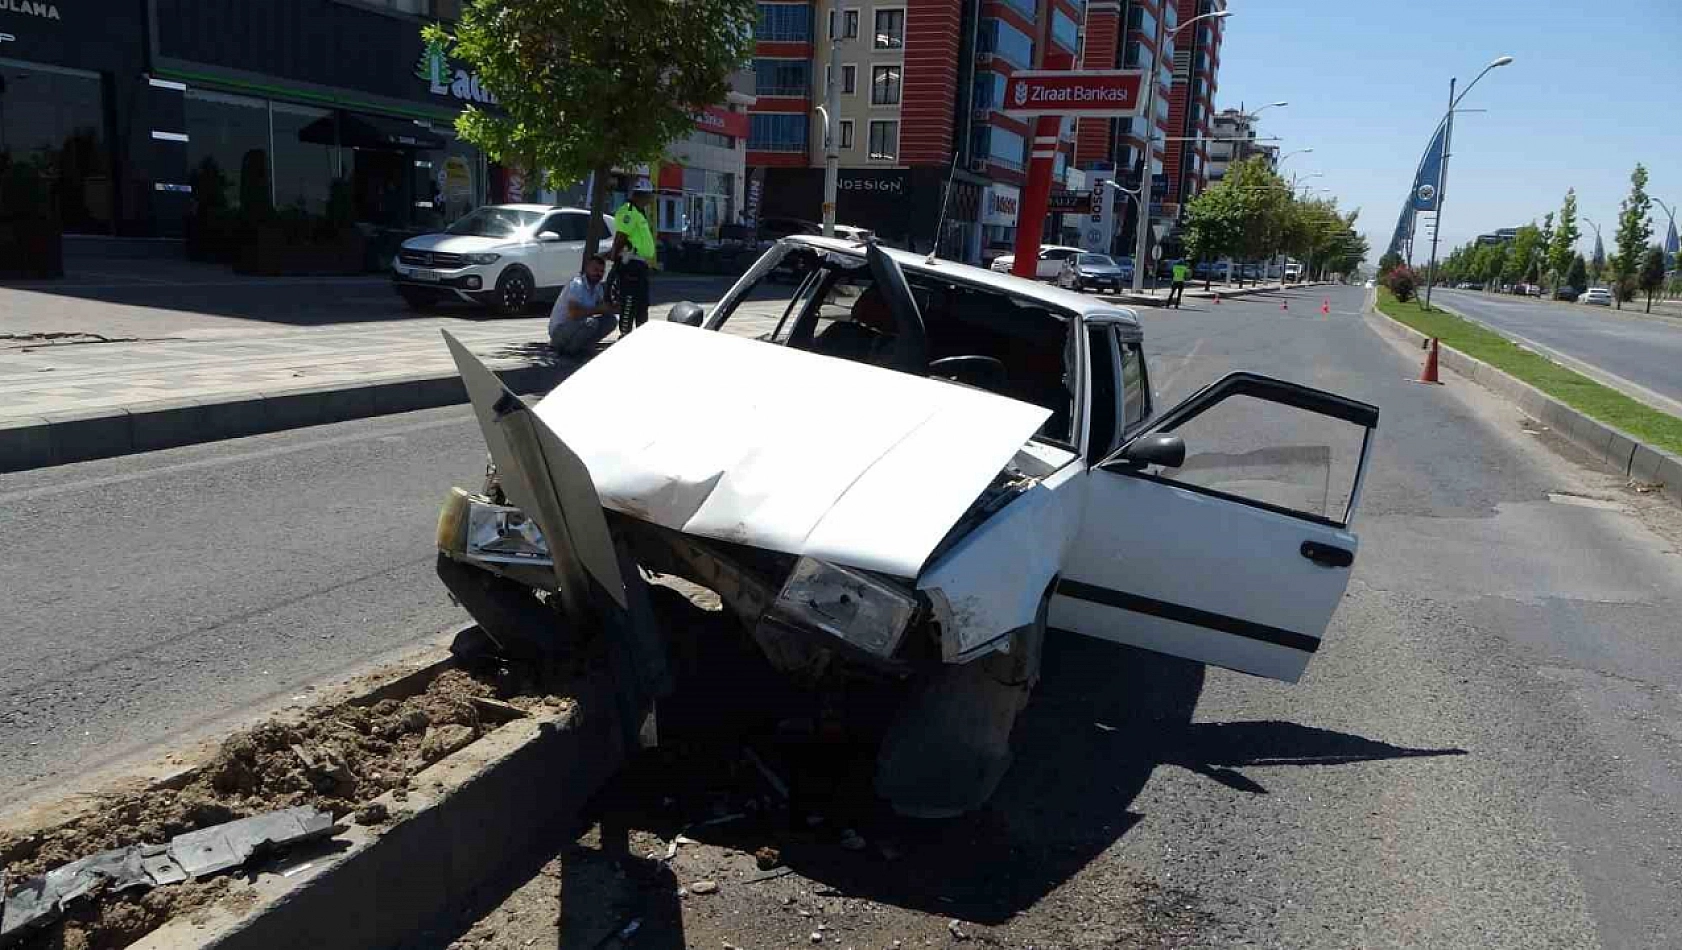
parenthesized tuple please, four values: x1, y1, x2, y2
(1000, 70, 1145, 118)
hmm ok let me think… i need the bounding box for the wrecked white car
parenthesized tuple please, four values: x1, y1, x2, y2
(434, 236, 1378, 817)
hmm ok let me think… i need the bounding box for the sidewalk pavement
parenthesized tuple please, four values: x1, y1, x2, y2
(1101, 280, 1332, 308)
(1, 301, 786, 473)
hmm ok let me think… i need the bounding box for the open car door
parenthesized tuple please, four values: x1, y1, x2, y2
(1050, 372, 1378, 682)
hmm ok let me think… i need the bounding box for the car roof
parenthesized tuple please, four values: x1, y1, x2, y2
(784, 235, 1141, 328)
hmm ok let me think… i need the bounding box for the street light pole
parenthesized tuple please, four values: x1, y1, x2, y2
(817, 0, 842, 238)
(1423, 54, 1513, 310)
(1130, 8, 1231, 294)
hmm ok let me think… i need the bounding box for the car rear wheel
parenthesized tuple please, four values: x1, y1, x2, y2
(493, 268, 534, 316)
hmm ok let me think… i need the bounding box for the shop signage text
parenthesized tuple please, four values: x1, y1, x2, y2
(1047, 190, 1092, 213)
(981, 184, 1020, 227)
(416, 39, 498, 105)
(693, 106, 750, 140)
(838, 170, 907, 195)
(0, 1, 59, 20)
(1000, 70, 1143, 118)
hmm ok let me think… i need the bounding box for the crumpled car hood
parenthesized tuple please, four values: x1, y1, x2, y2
(532, 321, 1051, 578)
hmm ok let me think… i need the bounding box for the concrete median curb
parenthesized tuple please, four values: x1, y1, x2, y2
(1366, 304, 1682, 509)
(0, 361, 563, 475)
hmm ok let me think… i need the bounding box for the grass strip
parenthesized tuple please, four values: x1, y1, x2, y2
(1374, 288, 1682, 456)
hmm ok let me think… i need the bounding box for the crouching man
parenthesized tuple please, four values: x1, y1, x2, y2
(549, 255, 618, 358)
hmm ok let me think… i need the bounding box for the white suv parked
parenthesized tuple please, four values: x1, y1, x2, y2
(392, 204, 614, 315)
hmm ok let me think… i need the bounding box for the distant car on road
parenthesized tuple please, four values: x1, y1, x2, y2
(1580, 287, 1614, 306)
(1363, 279, 1376, 289)
(990, 244, 1083, 280)
(1553, 286, 1580, 302)
(392, 204, 613, 315)
(1057, 253, 1128, 293)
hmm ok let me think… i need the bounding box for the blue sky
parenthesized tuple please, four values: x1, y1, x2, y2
(1215, 0, 1682, 266)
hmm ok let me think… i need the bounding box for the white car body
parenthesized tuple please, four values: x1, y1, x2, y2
(991, 245, 1084, 280)
(1580, 287, 1614, 306)
(392, 204, 614, 313)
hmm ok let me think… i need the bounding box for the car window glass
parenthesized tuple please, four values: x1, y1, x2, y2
(1087, 327, 1120, 463)
(1120, 338, 1149, 429)
(1152, 394, 1366, 523)
(446, 207, 543, 237)
(545, 213, 589, 241)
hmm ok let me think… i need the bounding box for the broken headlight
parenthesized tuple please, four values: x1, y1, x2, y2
(767, 557, 916, 659)
(437, 487, 553, 566)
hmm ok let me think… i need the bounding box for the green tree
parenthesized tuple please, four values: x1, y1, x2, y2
(1610, 163, 1653, 308)
(1509, 223, 1543, 287)
(1590, 232, 1606, 285)
(1536, 212, 1554, 287)
(1378, 250, 1403, 277)
(1564, 253, 1587, 293)
(1183, 179, 1247, 286)
(1548, 189, 1580, 290)
(425, 0, 756, 257)
(1639, 246, 1666, 313)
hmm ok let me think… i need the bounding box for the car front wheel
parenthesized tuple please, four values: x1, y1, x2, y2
(492, 268, 534, 316)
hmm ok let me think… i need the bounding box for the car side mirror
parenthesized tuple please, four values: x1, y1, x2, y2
(667, 302, 705, 327)
(1113, 434, 1185, 469)
(536, 231, 561, 243)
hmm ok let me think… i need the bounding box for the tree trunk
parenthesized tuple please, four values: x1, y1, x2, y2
(584, 164, 612, 269)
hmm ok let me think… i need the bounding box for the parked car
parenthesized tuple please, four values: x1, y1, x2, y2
(436, 235, 1380, 818)
(1057, 253, 1128, 293)
(990, 244, 1082, 280)
(1580, 287, 1614, 306)
(392, 204, 613, 315)
(1553, 286, 1580, 302)
(1283, 262, 1305, 282)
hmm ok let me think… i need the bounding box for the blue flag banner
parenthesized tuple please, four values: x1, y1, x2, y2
(1409, 119, 1448, 213)
(1388, 201, 1415, 257)
(1666, 217, 1679, 256)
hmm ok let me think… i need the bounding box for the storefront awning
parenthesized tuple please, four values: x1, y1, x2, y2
(297, 112, 448, 151)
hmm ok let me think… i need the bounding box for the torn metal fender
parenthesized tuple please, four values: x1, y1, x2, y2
(915, 477, 1079, 662)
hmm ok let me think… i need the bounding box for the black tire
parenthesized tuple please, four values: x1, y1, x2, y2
(492, 267, 535, 316)
(398, 287, 437, 311)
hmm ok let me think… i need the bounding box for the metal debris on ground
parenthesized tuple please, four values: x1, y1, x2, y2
(948, 918, 971, 941)
(0, 807, 335, 946)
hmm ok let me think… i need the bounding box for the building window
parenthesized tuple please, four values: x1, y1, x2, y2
(972, 71, 1006, 109)
(1000, 0, 1035, 21)
(756, 3, 812, 41)
(840, 119, 855, 149)
(844, 8, 860, 38)
(842, 63, 858, 94)
(873, 8, 904, 49)
(1125, 6, 1157, 43)
(690, 129, 736, 149)
(1, 60, 113, 234)
(868, 119, 898, 160)
(749, 113, 808, 152)
(871, 65, 902, 105)
(753, 58, 811, 97)
(969, 126, 1025, 170)
(980, 18, 1034, 69)
(1051, 9, 1079, 52)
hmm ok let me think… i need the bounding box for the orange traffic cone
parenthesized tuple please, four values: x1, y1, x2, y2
(1321, 299, 1330, 315)
(1214, 292, 1222, 304)
(1415, 338, 1442, 384)
(1281, 300, 1289, 311)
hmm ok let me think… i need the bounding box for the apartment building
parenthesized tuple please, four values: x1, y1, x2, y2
(1207, 107, 1277, 184)
(744, 0, 1082, 263)
(1161, 0, 1223, 210)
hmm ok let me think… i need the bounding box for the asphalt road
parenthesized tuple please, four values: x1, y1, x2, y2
(5, 284, 1682, 947)
(1434, 288, 1682, 413)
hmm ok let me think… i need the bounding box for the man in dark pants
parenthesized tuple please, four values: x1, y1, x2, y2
(611, 189, 657, 334)
(1167, 260, 1190, 308)
(549, 255, 617, 357)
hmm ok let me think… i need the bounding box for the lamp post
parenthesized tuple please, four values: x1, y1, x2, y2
(815, 0, 843, 238)
(1130, 7, 1232, 293)
(1276, 147, 1313, 167)
(1423, 54, 1514, 309)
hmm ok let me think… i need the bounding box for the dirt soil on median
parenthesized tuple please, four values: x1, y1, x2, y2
(1, 665, 576, 950)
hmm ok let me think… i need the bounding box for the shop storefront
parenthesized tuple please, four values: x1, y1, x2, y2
(0, 0, 148, 235)
(662, 101, 751, 242)
(756, 167, 981, 259)
(980, 182, 1020, 262)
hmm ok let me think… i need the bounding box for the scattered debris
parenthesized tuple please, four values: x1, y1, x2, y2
(420, 723, 478, 763)
(689, 880, 718, 895)
(0, 808, 334, 946)
(754, 846, 782, 870)
(1629, 480, 1663, 494)
(947, 918, 970, 941)
(353, 802, 390, 826)
(809, 931, 823, 943)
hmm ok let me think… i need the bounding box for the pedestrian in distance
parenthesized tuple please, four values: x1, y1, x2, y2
(1168, 260, 1190, 308)
(549, 255, 617, 358)
(610, 188, 658, 335)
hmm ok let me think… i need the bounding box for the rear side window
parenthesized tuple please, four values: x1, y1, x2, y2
(544, 212, 590, 241)
(1120, 340, 1150, 430)
(1087, 326, 1120, 463)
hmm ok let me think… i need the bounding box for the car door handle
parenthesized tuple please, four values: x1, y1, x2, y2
(1300, 541, 1354, 568)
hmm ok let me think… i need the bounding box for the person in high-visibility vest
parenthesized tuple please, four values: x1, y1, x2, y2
(1168, 260, 1190, 309)
(611, 188, 658, 335)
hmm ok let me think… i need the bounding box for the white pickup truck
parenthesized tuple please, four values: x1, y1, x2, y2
(436, 235, 1379, 817)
